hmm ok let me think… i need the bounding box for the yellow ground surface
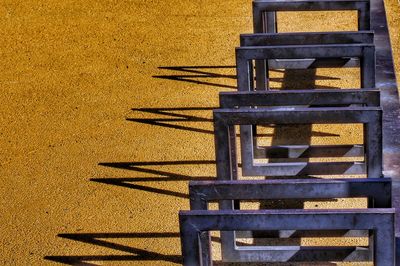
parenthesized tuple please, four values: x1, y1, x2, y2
(0, 0, 399, 265)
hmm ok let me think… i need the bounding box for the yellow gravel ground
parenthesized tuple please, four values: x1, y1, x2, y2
(1, 0, 399, 265)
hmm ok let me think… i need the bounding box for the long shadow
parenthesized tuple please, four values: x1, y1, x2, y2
(153, 65, 237, 89)
(58, 65, 350, 265)
(126, 107, 340, 136)
(93, 161, 217, 199)
(44, 232, 182, 265)
(126, 106, 215, 134)
(45, 232, 227, 265)
(153, 65, 340, 90)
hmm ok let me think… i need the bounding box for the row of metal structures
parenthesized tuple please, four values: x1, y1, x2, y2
(178, 0, 395, 265)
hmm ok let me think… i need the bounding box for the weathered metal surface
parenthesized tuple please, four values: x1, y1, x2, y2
(236, 44, 375, 91)
(253, 0, 370, 33)
(219, 89, 380, 107)
(214, 107, 382, 178)
(369, 0, 400, 241)
(220, 89, 379, 161)
(178, 0, 400, 263)
(190, 177, 392, 263)
(189, 178, 391, 209)
(240, 31, 374, 46)
(235, 44, 376, 174)
(240, 31, 374, 69)
(179, 209, 395, 265)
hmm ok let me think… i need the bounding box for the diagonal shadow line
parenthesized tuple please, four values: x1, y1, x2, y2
(91, 176, 214, 182)
(126, 118, 215, 134)
(45, 233, 225, 265)
(44, 256, 99, 265)
(60, 232, 180, 238)
(97, 162, 217, 198)
(100, 160, 216, 166)
(158, 65, 236, 69)
(45, 233, 182, 265)
(155, 74, 237, 79)
(133, 107, 216, 111)
(126, 118, 340, 137)
(156, 74, 283, 81)
(156, 66, 339, 81)
(131, 107, 215, 121)
(99, 163, 189, 177)
(152, 75, 237, 89)
(98, 161, 238, 177)
(128, 118, 209, 122)
(60, 235, 181, 263)
(158, 65, 237, 78)
(45, 255, 149, 265)
(91, 178, 189, 198)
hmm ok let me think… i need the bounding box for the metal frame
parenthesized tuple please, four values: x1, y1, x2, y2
(179, 208, 395, 265)
(240, 31, 374, 46)
(187, 178, 391, 263)
(252, 0, 370, 34)
(240, 31, 374, 80)
(214, 104, 381, 179)
(220, 89, 380, 177)
(219, 89, 380, 108)
(176, 0, 400, 264)
(189, 178, 392, 209)
(251, 0, 371, 88)
(236, 44, 375, 91)
(235, 44, 376, 177)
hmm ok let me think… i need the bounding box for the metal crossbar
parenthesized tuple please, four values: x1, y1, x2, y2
(179, 209, 395, 265)
(240, 31, 374, 69)
(189, 178, 391, 209)
(220, 89, 380, 173)
(214, 107, 382, 178)
(187, 178, 391, 263)
(236, 44, 375, 91)
(176, 0, 400, 264)
(252, 0, 370, 33)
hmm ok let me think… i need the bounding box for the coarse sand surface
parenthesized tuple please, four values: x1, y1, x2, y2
(1, 0, 399, 265)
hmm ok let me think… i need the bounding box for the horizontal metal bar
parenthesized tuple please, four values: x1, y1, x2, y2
(268, 58, 360, 68)
(247, 161, 366, 176)
(253, 144, 365, 158)
(240, 31, 374, 46)
(180, 208, 395, 230)
(227, 246, 370, 262)
(253, 0, 368, 12)
(236, 229, 369, 238)
(213, 107, 381, 125)
(189, 178, 391, 203)
(179, 209, 395, 265)
(219, 89, 380, 108)
(236, 44, 373, 60)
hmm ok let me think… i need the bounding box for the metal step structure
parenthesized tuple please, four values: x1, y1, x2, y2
(252, 0, 371, 33)
(187, 178, 392, 263)
(180, 209, 395, 265)
(178, 0, 399, 264)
